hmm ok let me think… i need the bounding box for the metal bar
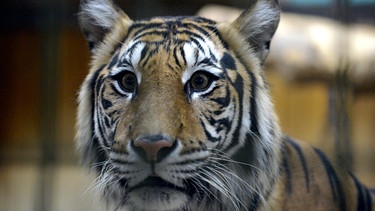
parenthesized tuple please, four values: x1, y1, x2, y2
(329, 0, 353, 171)
(35, 1, 64, 210)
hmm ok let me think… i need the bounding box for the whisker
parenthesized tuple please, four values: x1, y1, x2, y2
(207, 148, 266, 175)
(192, 149, 271, 210)
(207, 163, 267, 207)
(189, 176, 218, 202)
(205, 165, 251, 210)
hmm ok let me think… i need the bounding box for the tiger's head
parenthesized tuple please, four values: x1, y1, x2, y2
(77, 0, 281, 210)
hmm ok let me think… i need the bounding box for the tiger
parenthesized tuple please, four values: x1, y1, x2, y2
(76, 0, 375, 210)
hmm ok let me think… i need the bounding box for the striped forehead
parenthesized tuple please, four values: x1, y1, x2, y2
(128, 16, 219, 42)
(111, 17, 224, 78)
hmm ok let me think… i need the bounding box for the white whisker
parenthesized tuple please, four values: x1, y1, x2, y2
(208, 147, 266, 175)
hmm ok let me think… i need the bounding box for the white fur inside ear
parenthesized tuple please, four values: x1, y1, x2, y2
(243, 1, 279, 37)
(81, 0, 120, 29)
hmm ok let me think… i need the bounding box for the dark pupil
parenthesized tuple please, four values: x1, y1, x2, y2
(194, 76, 205, 86)
(122, 73, 136, 91)
(192, 73, 209, 90)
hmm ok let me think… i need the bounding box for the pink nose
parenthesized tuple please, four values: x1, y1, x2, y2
(133, 135, 175, 162)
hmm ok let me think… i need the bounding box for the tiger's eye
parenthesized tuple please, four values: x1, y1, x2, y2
(120, 72, 137, 92)
(190, 72, 211, 91)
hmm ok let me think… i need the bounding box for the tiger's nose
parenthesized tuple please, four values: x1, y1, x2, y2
(132, 135, 177, 162)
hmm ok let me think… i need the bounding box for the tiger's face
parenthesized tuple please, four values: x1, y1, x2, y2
(77, 0, 281, 210)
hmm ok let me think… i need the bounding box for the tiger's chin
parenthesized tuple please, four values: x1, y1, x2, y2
(126, 177, 190, 211)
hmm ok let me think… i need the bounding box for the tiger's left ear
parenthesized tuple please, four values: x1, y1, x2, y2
(78, 0, 131, 53)
(231, 0, 280, 64)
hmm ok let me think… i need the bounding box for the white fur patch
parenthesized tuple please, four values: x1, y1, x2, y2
(128, 188, 188, 211)
(243, 1, 279, 37)
(181, 41, 223, 102)
(81, 0, 119, 29)
(181, 43, 196, 84)
(110, 41, 145, 84)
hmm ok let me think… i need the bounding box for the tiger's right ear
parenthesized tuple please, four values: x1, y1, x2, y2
(78, 0, 131, 53)
(230, 0, 280, 64)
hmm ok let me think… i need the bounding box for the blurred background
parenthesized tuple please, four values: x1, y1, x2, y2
(0, 0, 374, 210)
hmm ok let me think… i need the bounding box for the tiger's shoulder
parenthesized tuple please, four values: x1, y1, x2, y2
(266, 136, 375, 211)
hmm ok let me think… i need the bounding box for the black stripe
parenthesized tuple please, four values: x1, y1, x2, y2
(100, 81, 112, 110)
(125, 41, 144, 59)
(180, 46, 187, 67)
(201, 119, 221, 143)
(95, 75, 105, 102)
(229, 133, 255, 170)
(130, 22, 165, 38)
(205, 25, 229, 49)
(193, 48, 199, 66)
(188, 16, 217, 25)
(351, 172, 373, 211)
(116, 59, 132, 70)
(314, 148, 346, 211)
(132, 22, 209, 45)
(139, 46, 159, 69)
(210, 86, 231, 111)
(91, 65, 106, 136)
(282, 150, 292, 194)
(351, 173, 367, 211)
(89, 65, 107, 171)
(179, 30, 205, 43)
(220, 75, 242, 152)
(248, 193, 260, 211)
(165, 16, 211, 24)
(249, 71, 259, 135)
(190, 37, 206, 54)
(140, 44, 150, 62)
(169, 157, 207, 166)
(285, 137, 310, 191)
(364, 186, 373, 211)
(101, 97, 113, 110)
(92, 136, 107, 171)
(104, 115, 111, 128)
(107, 109, 120, 121)
(94, 73, 110, 149)
(134, 30, 169, 41)
(111, 159, 135, 165)
(213, 117, 230, 134)
(97, 110, 110, 148)
(107, 52, 120, 70)
(201, 86, 225, 102)
(173, 46, 182, 68)
(186, 23, 211, 36)
(209, 49, 218, 63)
(220, 53, 236, 70)
(180, 21, 220, 43)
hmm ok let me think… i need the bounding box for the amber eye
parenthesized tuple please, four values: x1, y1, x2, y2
(190, 71, 212, 91)
(119, 72, 137, 92)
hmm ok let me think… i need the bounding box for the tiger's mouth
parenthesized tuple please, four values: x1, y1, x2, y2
(128, 176, 187, 193)
(125, 176, 191, 210)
